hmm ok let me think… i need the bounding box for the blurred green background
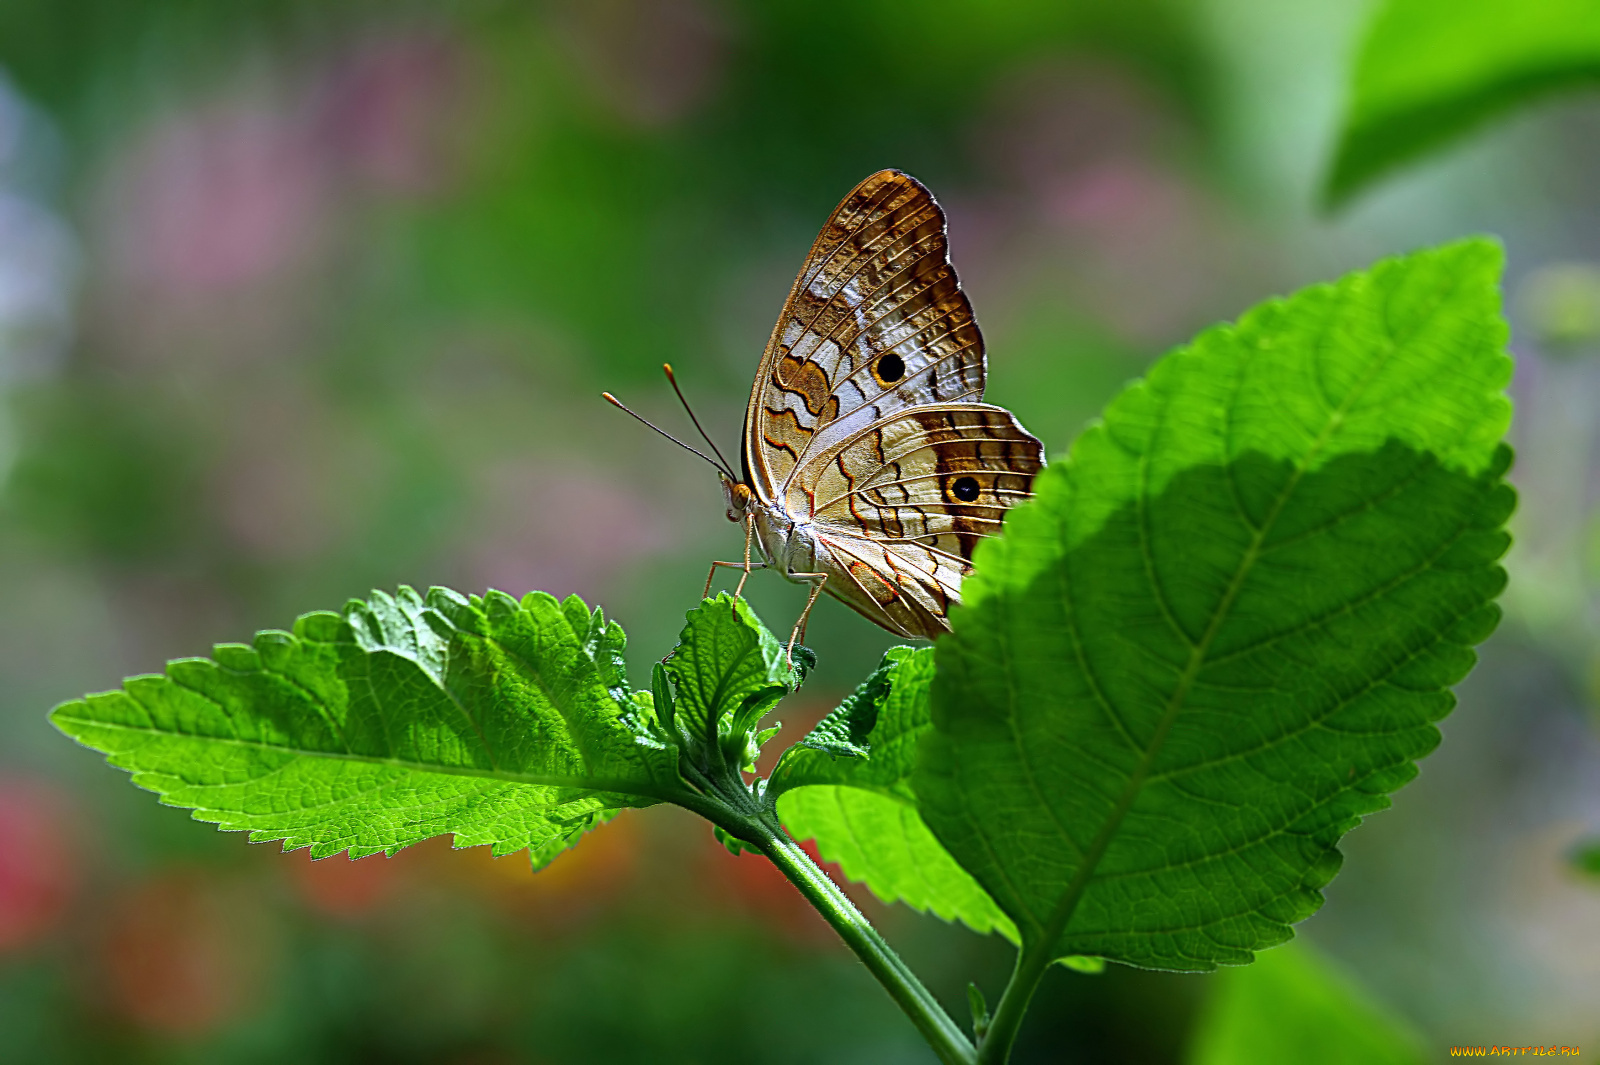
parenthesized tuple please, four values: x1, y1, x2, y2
(1, 1, 1598, 1061)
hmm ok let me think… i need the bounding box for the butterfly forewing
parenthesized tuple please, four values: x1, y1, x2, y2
(745, 170, 988, 500)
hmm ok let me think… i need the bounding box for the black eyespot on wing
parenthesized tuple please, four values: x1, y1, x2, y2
(951, 476, 980, 502)
(875, 353, 906, 384)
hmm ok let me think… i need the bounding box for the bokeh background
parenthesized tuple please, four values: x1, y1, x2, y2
(2, 1, 1599, 1061)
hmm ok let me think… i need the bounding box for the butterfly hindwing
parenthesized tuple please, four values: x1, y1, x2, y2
(805, 405, 1043, 557)
(801, 404, 1045, 638)
(811, 531, 964, 640)
(745, 170, 987, 501)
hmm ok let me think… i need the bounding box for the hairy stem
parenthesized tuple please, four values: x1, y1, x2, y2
(748, 817, 977, 1065)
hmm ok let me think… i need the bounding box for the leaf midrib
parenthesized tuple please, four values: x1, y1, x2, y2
(1024, 280, 1422, 957)
(1025, 481, 1286, 952)
(54, 712, 677, 804)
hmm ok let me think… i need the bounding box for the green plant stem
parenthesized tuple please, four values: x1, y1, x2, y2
(751, 818, 977, 1065)
(976, 946, 1049, 1065)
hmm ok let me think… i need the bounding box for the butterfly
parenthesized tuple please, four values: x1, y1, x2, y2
(608, 169, 1045, 650)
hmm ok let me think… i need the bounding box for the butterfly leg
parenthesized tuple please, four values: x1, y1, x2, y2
(702, 560, 769, 600)
(734, 512, 757, 596)
(785, 572, 828, 666)
(702, 513, 765, 599)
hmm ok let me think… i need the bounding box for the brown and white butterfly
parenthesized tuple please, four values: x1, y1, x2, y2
(608, 169, 1045, 648)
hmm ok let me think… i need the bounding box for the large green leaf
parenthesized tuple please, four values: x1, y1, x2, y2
(1186, 942, 1425, 1065)
(51, 587, 680, 865)
(773, 649, 1015, 938)
(919, 239, 1514, 971)
(1328, 0, 1600, 205)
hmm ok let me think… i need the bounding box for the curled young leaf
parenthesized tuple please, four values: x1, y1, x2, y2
(664, 593, 804, 775)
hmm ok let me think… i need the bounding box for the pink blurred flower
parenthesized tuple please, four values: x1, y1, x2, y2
(103, 102, 327, 297)
(556, 0, 728, 127)
(459, 460, 670, 601)
(1042, 156, 1221, 341)
(968, 58, 1242, 344)
(91, 28, 474, 369)
(317, 30, 468, 196)
(0, 776, 78, 953)
(208, 381, 376, 563)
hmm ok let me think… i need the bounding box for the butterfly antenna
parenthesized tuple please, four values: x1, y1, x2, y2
(602, 392, 734, 478)
(661, 363, 737, 475)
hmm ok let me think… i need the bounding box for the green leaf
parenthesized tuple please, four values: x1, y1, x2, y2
(712, 823, 761, 857)
(565, 593, 664, 743)
(774, 648, 1017, 939)
(919, 239, 1515, 971)
(784, 652, 896, 761)
(1058, 955, 1106, 974)
(564, 593, 630, 705)
(1328, 0, 1600, 206)
(51, 587, 681, 866)
(664, 593, 798, 771)
(772, 650, 906, 783)
(1571, 838, 1600, 880)
(771, 647, 933, 801)
(1186, 942, 1425, 1065)
(652, 661, 676, 733)
(967, 982, 991, 1040)
(783, 787, 1017, 939)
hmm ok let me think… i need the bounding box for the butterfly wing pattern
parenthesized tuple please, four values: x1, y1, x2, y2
(740, 169, 1045, 639)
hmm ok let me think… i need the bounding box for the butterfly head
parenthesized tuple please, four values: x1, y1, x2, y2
(720, 474, 754, 523)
